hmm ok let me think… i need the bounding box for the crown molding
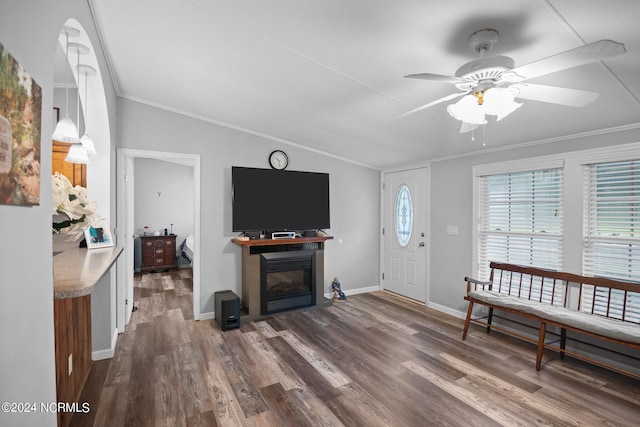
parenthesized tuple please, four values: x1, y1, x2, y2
(428, 123, 640, 164)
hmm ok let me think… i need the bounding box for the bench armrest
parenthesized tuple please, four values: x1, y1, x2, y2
(464, 277, 492, 293)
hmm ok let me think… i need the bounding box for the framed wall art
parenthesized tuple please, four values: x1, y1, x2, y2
(0, 42, 42, 206)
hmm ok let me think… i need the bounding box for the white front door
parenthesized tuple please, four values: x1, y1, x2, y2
(383, 167, 428, 302)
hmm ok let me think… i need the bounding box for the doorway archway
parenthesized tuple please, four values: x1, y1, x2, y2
(53, 18, 115, 358)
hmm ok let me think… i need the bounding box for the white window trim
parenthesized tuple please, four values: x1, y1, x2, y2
(474, 156, 564, 176)
(573, 141, 640, 166)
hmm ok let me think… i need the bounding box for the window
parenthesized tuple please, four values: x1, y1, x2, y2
(473, 144, 640, 321)
(584, 160, 640, 281)
(583, 160, 640, 321)
(395, 184, 413, 247)
(477, 167, 564, 283)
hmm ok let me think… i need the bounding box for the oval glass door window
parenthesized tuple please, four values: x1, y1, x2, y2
(395, 184, 413, 247)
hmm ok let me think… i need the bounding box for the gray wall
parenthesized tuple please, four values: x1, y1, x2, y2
(117, 98, 381, 315)
(0, 1, 118, 426)
(134, 157, 194, 255)
(429, 126, 640, 315)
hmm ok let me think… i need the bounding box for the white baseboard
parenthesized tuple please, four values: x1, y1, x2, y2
(321, 286, 467, 321)
(324, 284, 381, 299)
(92, 328, 119, 361)
(199, 311, 216, 321)
(426, 301, 467, 320)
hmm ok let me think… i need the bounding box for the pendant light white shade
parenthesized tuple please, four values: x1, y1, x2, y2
(78, 63, 97, 156)
(63, 43, 91, 164)
(53, 26, 81, 144)
(80, 133, 97, 155)
(52, 113, 80, 143)
(65, 143, 90, 164)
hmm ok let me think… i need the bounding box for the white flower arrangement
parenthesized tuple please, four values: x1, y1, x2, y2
(52, 172, 99, 238)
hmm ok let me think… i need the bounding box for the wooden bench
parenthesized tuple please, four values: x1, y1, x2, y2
(462, 262, 640, 378)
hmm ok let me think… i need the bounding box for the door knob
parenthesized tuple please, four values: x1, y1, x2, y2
(419, 242, 425, 247)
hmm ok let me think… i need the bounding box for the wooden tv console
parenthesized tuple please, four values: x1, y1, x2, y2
(231, 236, 333, 321)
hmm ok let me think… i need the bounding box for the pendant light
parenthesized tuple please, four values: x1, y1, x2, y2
(65, 142, 91, 164)
(65, 42, 90, 164)
(78, 64, 97, 155)
(52, 26, 81, 144)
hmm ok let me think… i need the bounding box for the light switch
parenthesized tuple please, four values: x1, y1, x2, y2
(446, 225, 459, 236)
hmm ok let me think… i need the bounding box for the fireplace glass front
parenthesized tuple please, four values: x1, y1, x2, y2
(260, 250, 316, 314)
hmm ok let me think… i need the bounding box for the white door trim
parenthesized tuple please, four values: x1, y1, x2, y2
(116, 148, 202, 331)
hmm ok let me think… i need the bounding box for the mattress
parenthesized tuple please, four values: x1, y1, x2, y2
(182, 234, 194, 263)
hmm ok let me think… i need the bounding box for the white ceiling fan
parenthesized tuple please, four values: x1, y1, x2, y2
(399, 29, 626, 132)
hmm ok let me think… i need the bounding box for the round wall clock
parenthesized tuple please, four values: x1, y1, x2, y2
(269, 150, 288, 170)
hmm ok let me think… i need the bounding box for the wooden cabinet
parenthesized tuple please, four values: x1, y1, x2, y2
(54, 295, 92, 427)
(52, 140, 86, 187)
(140, 235, 176, 273)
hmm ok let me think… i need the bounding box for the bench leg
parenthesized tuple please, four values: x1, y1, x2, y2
(560, 328, 567, 360)
(536, 322, 547, 371)
(486, 307, 494, 333)
(462, 301, 474, 340)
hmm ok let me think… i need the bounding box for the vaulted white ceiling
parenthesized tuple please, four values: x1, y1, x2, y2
(86, 0, 640, 169)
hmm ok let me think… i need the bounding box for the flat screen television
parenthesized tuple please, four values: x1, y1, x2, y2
(232, 166, 330, 232)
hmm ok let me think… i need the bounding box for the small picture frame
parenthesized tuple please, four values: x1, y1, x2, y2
(53, 107, 60, 128)
(84, 219, 115, 249)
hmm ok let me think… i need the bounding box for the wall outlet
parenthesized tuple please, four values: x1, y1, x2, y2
(68, 354, 73, 375)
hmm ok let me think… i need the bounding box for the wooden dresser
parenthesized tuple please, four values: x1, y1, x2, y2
(140, 235, 177, 273)
(53, 140, 86, 187)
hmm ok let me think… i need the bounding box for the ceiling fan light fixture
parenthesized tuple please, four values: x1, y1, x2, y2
(447, 95, 487, 125)
(447, 87, 521, 125)
(402, 30, 625, 140)
(482, 88, 522, 121)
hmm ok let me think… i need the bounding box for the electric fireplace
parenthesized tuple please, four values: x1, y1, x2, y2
(260, 250, 316, 315)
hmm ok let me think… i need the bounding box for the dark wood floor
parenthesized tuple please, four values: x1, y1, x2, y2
(71, 269, 640, 426)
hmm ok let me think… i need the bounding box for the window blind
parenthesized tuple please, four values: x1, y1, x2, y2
(477, 168, 563, 282)
(583, 160, 640, 321)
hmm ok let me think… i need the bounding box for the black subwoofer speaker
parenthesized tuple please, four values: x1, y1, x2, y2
(214, 290, 241, 331)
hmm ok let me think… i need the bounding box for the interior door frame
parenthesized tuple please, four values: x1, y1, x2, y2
(116, 148, 202, 331)
(380, 163, 431, 304)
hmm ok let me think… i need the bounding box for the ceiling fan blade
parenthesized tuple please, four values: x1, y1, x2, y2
(395, 92, 469, 119)
(512, 83, 599, 107)
(404, 73, 467, 84)
(503, 39, 626, 82)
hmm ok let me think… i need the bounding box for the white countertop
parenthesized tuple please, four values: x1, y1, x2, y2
(53, 235, 123, 299)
